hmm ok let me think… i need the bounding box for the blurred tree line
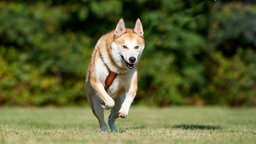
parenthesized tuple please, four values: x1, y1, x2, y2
(0, 0, 255, 107)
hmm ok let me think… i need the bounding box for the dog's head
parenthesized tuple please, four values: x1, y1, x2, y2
(111, 18, 145, 70)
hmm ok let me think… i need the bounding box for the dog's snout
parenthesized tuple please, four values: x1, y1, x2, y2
(129, 57, 136, 63)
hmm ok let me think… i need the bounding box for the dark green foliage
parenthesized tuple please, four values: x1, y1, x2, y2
(0, 0, 255, 106)
(0, 2, 90, 106)
(206, 3, 256, 106)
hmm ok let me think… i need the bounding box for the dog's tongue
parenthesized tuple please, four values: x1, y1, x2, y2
(127, 63, 134, 69)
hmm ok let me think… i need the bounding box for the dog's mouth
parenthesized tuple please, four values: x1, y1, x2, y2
(121, 55, 135, 70)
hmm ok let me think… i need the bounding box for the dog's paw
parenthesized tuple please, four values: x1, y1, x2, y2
(118, 110, 128, 118)
(101, 99, 115, 109)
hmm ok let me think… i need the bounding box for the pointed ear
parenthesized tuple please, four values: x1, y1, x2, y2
(134, 18, 144, 37)
(115, 18, 126, 37)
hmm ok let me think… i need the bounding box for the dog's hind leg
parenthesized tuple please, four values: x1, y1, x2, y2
(108, 95, 124, 132)
(108, 100, 120, 132)
(90, 95, 107, 132)
(86, 81, 107, 131)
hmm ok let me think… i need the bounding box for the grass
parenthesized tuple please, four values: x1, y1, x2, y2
(0, 106, 255, 144)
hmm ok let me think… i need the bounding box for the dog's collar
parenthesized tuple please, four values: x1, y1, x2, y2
(105, 71, 117, 90)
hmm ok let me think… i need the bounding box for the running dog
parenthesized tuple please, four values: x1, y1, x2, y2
(85, 18, 145, 132)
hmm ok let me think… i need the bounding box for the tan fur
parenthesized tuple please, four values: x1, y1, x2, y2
(85, 18, 144, 132)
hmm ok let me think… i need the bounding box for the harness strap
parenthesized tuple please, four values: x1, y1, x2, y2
(98, 48, 118, 90)
(105, 71, 117, 90)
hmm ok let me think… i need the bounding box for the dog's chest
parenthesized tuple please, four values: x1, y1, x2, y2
(106, 75, 128, 99)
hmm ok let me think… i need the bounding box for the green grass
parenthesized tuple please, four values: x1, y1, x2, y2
(0, 106, 255, 144)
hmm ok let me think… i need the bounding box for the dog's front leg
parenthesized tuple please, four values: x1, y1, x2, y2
(118, 95, 135, 118)
(118, 71, 138, 118)
(90, 80, 115, 109)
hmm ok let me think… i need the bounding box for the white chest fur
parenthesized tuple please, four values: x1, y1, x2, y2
(106, 71, 135, 99)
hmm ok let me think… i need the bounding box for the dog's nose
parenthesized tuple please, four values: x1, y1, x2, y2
(129, 57, 136, 63)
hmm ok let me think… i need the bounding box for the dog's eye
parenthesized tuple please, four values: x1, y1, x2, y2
(134, 46, 139, 49)
(123, 45, 128, 49)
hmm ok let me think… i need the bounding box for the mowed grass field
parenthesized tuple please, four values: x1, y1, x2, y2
(0, 106, 255, 144)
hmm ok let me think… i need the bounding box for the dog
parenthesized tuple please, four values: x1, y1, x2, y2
(85, 18, 145, 132)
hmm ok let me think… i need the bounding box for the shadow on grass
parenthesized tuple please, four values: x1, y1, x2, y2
(120, 124, 222, 133)
(173, 124, 222, 130)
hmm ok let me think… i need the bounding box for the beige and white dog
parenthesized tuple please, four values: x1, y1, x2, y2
(85, 18, 144, 132)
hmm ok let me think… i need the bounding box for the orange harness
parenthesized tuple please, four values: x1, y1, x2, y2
(104, 71, 117, 90)
(99, 50, 117, 90)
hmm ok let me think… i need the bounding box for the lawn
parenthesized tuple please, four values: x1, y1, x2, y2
(0, 106, 255, 144)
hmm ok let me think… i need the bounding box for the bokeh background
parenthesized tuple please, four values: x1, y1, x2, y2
(0, 0, 255, 107)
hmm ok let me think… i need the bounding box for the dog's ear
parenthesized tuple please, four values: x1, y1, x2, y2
(134, 18, 144, 37)
(115, 18, 126, 37)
